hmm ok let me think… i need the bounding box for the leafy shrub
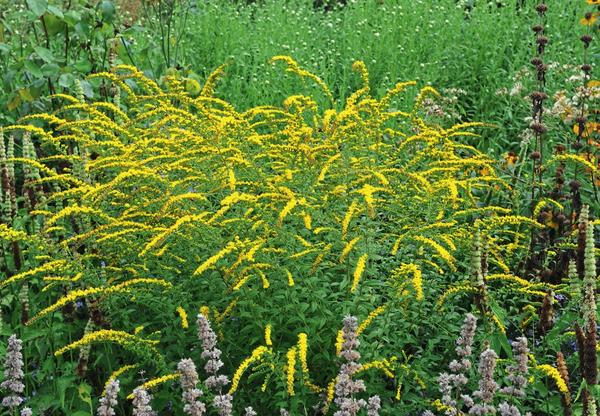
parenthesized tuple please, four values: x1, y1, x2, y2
(0, 56, 541, 413)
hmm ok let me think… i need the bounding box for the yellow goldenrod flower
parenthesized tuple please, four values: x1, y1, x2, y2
(297, 333, 309, 375)
(229, 346, 269, 394)
(350, 253, 368, 293)
(54, 329, 159, 357)
(126, 373, 180, 399)
(341, 199, 359, 240)
(193, 241, 238, 276)
(265, 324, 272, 346)
(176, 306, 189, 329)
(357, 305, 387, 336)
(412, 236, 456, 272)
(537, 364, 570, 398)
(357, 358, 395, 379)
(286, 269, 295, 287)
(339, 237, 361, 263)
(286, 346, 297, 396)
(277, 196, 297, 226)
(28, 278, 171, 324)
(335, 329, 344, 356)
(199, 306, 210, 318)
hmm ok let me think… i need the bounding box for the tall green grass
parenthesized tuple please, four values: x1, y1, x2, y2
(131, 0, 587, 150)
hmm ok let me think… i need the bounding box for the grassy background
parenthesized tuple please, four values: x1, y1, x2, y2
(129, 0, 589, 150)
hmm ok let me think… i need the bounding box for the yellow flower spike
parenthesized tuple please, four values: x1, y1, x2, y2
(286, 346, 297, 396)
(335, 329, 344, 356)
(352, 61, 370, 90)
(200, 62, 228, 97)
(28, 279, 172, 324)
(391, 263, 423, 300)
(357, 359, 395, 379)
(411, 235, 456, 272)
(301, 211, 312, 230)
(126, 374, 180, 399)
(536, 364, 570, 399)
(350, 253, 368, 293)
(339, 237, 361, 263)
(277, 196, 297, 226)
(357, 305, 387, 336)
(176, 306, 189, 329)
(286, 269, 295, 287)
(199, 306, 210, 318)
(489, 314, 506, 334)
(380, 80, 417, 109)
(54, 329, 159, 357)
(0, 260, 68, 289)
(297, 333, 309, 376)
(193, 241, 238, 276)
(317, 154, 341, 182)
(270, 56, 334, 106)
(265, 324, 272, 347)
(229, 346, 269, 394)
(341, 199, 360, 239)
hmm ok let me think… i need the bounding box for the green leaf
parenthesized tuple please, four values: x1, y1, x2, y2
(74, 59, 92, 73)
(41, 63, 61, 77)
(18, 88, 34, 102)
(57, 376, 76, 409)
(24, 60, 43, 78)
(34, 46, 55, 63)
(99, 0, 116, 22)
(47, 5, 64, 18)
(26, 0, 48, 17)
(44, 12, 66, 36)
(78, 382, 92, 406)
(63, 10, 81, 27)
(58, 73, 75, 88)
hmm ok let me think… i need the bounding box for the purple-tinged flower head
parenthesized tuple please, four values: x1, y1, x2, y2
(498, 401, 521, 416)
(470, 348, 499, 415)
(132, 387, 156, 416)
(367, 395, 381, 416)
(456, 313, 477, 359)
(333, 316, 368, 416)
(213, 394, 233, 416)
(1, 334, 25, 410)
(97, 379, 120, 416)
(500, 337, 529, 398)
(197, 314, 229, 392)
(177, 358, 206, 416)
(21, 408, 33, 416)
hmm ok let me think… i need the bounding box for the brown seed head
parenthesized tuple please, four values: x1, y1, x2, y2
(530, 122, 547, 135)
(581, 34, 593, 47)
(569, 180, 581, 191)
(536, 3, 548, 14)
